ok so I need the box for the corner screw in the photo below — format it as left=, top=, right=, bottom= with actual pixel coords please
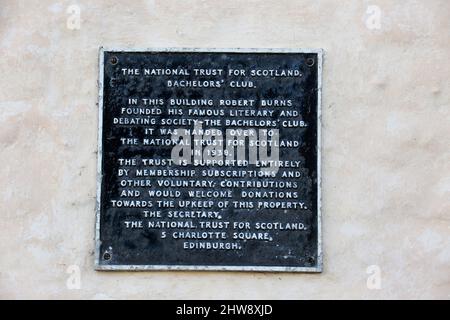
left=110, top=56, right=118, bottom=65
left=306, top=57, right=315, bottom=67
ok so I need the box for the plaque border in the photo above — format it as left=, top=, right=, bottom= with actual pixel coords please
left=95, top=47, right=323, bottom=273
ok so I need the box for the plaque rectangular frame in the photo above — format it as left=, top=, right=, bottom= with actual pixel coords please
left=95, top=47, right=323, bottom=272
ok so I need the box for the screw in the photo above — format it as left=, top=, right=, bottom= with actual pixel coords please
left=110, top=56, right=118, bottom=65
left=306, top=57, right=315, bottom=67
left=103, top=252, right=111, bottom=261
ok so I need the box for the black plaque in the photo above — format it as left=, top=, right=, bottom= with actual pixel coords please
left=96, top=48, right=322, bottom=272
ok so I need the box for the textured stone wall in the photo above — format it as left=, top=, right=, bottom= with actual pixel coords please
left=0, top=0, right=448, bottom=299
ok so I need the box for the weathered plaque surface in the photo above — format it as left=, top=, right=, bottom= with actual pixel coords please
left=96, top=48, right=322, bottom=272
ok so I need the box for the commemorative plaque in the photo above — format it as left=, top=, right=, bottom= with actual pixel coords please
left=96, top=48, right=322, bottom=272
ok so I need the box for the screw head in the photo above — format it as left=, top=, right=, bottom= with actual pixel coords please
left=110, top=56, right=118, bottom=65
left=306, top=57, right=315, bottom=67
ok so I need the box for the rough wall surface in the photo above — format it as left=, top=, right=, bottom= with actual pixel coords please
left=0, top=0, right=448, bottom=299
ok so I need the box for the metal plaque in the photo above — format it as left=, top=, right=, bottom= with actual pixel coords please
left=96, top=48, right=322, bottom=272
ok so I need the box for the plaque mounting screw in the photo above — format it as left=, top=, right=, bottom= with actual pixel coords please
left=306, top=57, right=315, bottom=67
left=110, top=56, right=118, bottom=65
left=103, top=252, right=112, bottom=261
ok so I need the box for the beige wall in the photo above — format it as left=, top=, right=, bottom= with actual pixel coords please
left=0, top=0, right=449, bottom=299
